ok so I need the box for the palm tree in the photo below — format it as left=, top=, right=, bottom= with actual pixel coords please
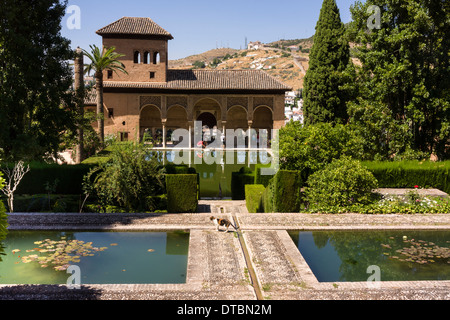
left=83, top=45, right=128, bottom=145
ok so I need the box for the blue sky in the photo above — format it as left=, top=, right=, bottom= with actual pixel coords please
left=61, top=0, right=358, bottom=60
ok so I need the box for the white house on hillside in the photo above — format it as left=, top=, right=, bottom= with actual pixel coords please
left=285, top=98, right=304, bottom=125
left=248, top=41, right=265, bottom=50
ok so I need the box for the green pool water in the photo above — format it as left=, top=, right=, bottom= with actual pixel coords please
left=289, top=230, right=450, bottom=282
left=0, top=231, right=189, bottom=285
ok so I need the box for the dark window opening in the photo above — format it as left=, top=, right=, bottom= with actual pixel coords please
left=107, top=70, right=113, bottom=79
left=134, top=51, right=141, bottom=64
left=150, top=72, right=156, bottom=79
left=120, top=132, right=129, bottom=142
left=108, top=109, right=114, bottom=118
left=153, top=52, right=160, bottom=65
left=143, top=51, right=150, bottom=64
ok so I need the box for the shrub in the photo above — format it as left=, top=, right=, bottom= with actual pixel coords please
left=166, top=175, right=198, bottom=213
left=164, top=164, right=197, bottom=175
left=147, top=194, right=168, bottom=213
left=11, top=194, right=81, bottom=213
left=83, top=142, right=165, bottom=212
left=305, top=156, right=379, bottom=211
left=262, top=170, right=303, bottom=213
left=322, top=194, right=450, bottom=214
left=0, top=172, right=7, bottom=243
left=278, top=122, right=364, bottom=180
left=362, top=160, right=450, bottom=194
left=245, top=185, right=265, bottom=213
left=6, top=162, right=93, bottom=195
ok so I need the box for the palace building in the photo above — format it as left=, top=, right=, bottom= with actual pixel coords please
left=85, top=17, right=292, bottom=147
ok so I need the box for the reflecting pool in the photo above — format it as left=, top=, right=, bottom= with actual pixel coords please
left=0, top=231, right=189, bottom=285
left=289, top=230, right=450, bottom=282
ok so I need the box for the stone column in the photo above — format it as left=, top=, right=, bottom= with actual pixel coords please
left=248, top=121, right=253, bottom=149
left=162, top=119, right=167, bottom=149
left=222, top=121, right=227, bottom=149
left=188, top=121, right=193, bottom=148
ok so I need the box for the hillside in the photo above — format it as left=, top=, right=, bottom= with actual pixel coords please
left=168, top=38, right=314, bottom=91
left=169, top=48, right=239, bottom=69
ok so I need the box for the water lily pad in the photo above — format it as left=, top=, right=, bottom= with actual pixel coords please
left=19, top=238, right=109, bottom=272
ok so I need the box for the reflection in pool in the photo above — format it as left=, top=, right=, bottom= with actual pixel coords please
left=160, top=149, right=273, bottom=198
left=289, top=230, right=450, bottom=282
left=0, top=231, right=189, bottom=285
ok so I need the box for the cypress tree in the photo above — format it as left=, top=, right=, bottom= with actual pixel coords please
left=303, top=0, right=351, bottom=125
left=348, top=0, right=450, bottom=160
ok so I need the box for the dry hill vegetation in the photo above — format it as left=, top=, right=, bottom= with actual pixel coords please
left=168, top=38, right=315, bottom=91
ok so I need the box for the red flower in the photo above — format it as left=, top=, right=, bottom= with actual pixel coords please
left=414, top=185, right=419, bottom=189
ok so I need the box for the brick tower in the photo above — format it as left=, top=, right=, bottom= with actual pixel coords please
left=96, top=17, right=173, bottom=83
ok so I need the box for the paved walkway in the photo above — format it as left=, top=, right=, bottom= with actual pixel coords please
left=1, top=200, right=450, bottom=300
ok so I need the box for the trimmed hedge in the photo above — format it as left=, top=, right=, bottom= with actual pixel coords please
left=7, top=163, right=94, bottom=195
left=10, top=194, right=82, bottom=213
left=81, top=147, right=113, bottom=165
left=255, top=164, right=274, bottom=187
left=166, top=174, right=198, bottom=213
left=245, top=185, right=266, bottom=213
left=5, top=161, right=198, bottom=197
left=262, top=170, right=303, bottom=213
left=0, top=199, right=7, bottom=237
left=362, top=161, right=450, bottom=194
left=231, top=167, right=256, bottom=200
left=165, top=164, right=197, bottom=175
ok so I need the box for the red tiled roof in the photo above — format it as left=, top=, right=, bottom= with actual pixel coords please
left=96, top=17, right=173, bottom=39
left=103, top=69, right=292, bottom=91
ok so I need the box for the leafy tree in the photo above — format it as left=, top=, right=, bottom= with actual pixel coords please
left=63, top=110, right=102, bottom=161
left=209, top=58, right=221, bottom=68
left=278, top=121, right=364, bottom=178
left=1, top=161, right=30, bottom=213
left=0, top=0, right=77, bottom=161
left=303, top=0, right=352, bottom=125
left=83, top=45, right=127, bottom=145
left=83, top=142, right=164, bottom=212
left=192, top=60, right=206, bottom=69
left=305, top=156, right=379, bottom=210
left=348, top=0, right=450, bottom=160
